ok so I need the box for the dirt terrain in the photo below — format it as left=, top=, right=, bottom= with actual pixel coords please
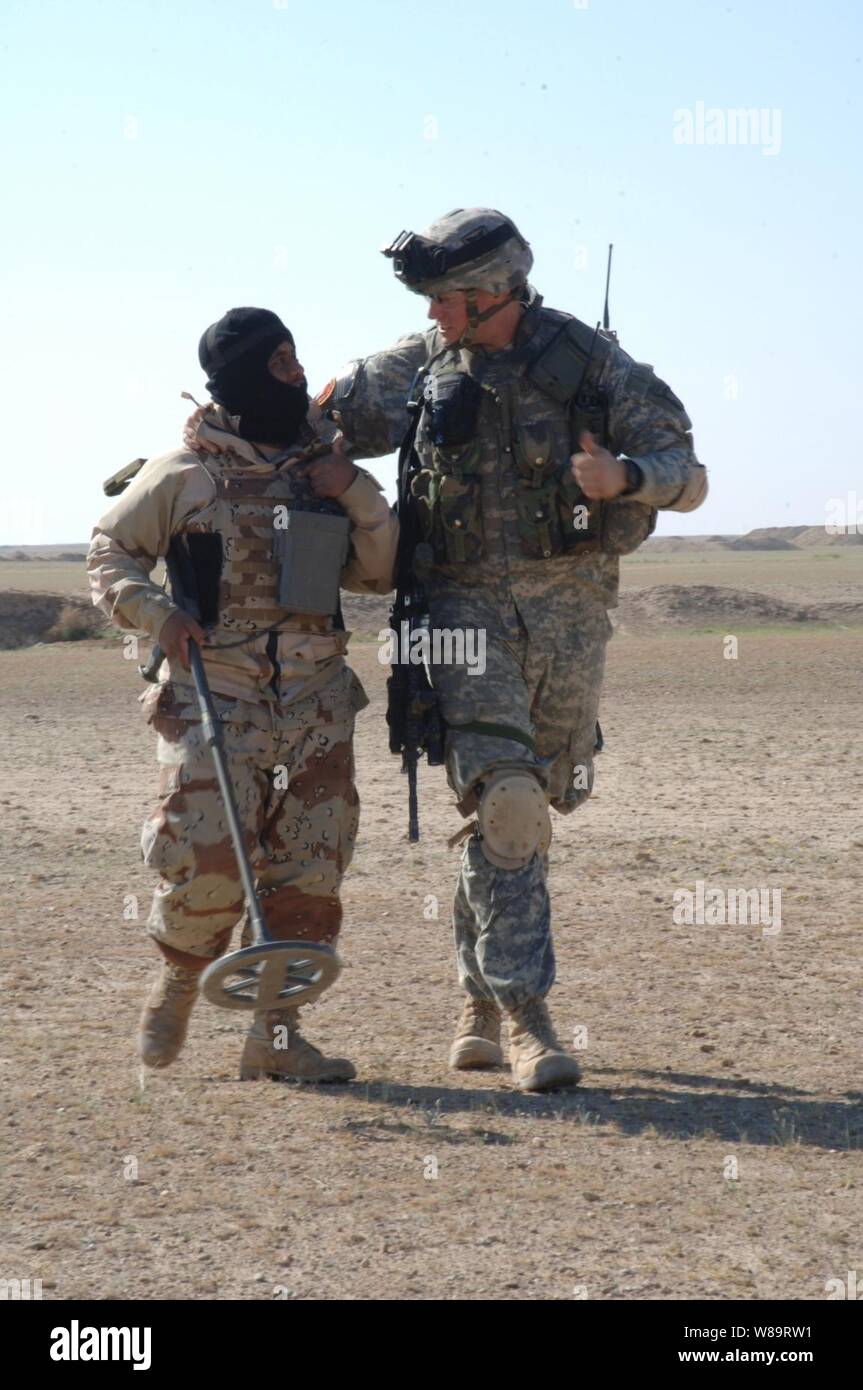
left=1, top=544, right=861, bottom=1301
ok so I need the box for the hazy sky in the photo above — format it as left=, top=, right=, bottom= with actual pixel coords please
left=2, top=0, right=861, bottom=542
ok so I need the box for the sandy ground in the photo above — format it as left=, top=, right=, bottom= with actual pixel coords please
left=1, top=549, right=862, bottom=1302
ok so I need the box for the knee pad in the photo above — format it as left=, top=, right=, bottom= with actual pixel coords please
left=477, top=769, right=551, bottom=870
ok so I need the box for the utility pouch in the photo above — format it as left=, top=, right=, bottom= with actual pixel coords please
left=512, top=418, right=557, bottom=482
left=275, top=509, right=350, bottom=615
left=512, top=419, right=568, bottom=558
left=599, top=499, right=658, bottom=556
left=515, top=479, right=563, bottom=559
left=424, top=370, right=484, bottom=447
left=437, top=474, right=483, bottom=563
left=410, top=469, right=438, bottom=543
left=556, top=472, right=603, bottom=553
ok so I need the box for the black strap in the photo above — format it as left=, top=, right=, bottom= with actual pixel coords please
left=443, top=222, right=516, bottom=272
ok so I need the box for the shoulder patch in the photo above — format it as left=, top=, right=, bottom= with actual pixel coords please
left=314, top=378, right=337, bottom=407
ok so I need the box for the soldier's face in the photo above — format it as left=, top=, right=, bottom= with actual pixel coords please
left=267, top=339, right=306, bottom=388
left=426, top=289, right=512, bottom=345
left=426, top=291, right=468, bottom=343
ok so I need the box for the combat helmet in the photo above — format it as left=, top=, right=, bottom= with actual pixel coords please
left=382, top=208, right=533, bottom=338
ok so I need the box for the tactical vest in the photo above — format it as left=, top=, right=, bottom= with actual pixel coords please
left=409, top=309, right=657, bottom=566
left=183, top=448, right=348, bottom=637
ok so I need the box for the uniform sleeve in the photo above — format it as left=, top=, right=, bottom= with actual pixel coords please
left=337, top=466, right=399, bottom=595
left=86, top=452, right=215, bottom=640
left=604, top=353, right=708, bottom=513
left=321, top=331, right=434, bottom=458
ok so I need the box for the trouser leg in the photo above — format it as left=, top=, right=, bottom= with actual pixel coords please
left=255, top=670, right=360, bottom=946
left=453, top=830, right=555, bottom=1013
left=238, top=672, right=361, bottom=1083
left=141, top=710, right=270, bottom=964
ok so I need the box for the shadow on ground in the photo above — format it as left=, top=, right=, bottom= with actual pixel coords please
left=227, top=1068, right=863, bottom=1151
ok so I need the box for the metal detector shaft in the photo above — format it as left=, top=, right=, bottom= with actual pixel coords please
left=187, top=640, right=268, bottom=944
left=164, top=543, right=339, bottom=1011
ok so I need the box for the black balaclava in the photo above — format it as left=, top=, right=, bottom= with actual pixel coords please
left=198, top=307, right=309, bottom=448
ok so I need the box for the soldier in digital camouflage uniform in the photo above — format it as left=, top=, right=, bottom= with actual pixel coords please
left=313, top=210, right=708, bottom=1091
left=88, top=307, right=398, bottom=1082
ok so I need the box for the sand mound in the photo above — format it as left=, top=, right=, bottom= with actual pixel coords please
left=0, top=592, right=106, bottom=649
left=792, top=526, right=863, bottom=547
left=642, top=525, right=863, bottom=552
left=724, top=536, right=797, bottom=551
left=617, top=585, right=863, bottom=629
left=0, top=544, right=88, bottom=559
left=345, top=586, right=863, bottom=638
left=639, top=535, right=728, bottom=553
left=3, top=583, right=859, bottom=651
left=736, top=526, right=812, bottom=544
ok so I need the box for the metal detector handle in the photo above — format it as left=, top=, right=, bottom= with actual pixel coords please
left=187, top=640, right=269, bottom=945
left=139, top=642, right=165, bottom=683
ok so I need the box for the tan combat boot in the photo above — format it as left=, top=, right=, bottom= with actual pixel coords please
left=508, top=998, right=581, bottom=1092
left=449, top=996, right=504, bottom=1069
left=138, top=959, right=201, bottom=1068
left=239, top=1007, right=356, bottom=1083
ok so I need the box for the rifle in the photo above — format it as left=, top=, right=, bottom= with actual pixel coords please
left=385, top=375, right=444, bottom=841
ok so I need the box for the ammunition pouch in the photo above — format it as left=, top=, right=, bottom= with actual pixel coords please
left=512, top=417, right=570, bottom=559
left=515, top=478, right=561, bottom=559
left=411, top=464, right=483, bottom=564
left=556, top=472, right=603, bottom=555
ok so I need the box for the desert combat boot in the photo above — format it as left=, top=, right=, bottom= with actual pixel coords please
left=449, top=996, right=504, bottom=1069
left=508, top=998, right=581, bottom=1092
left=239, top=1007, right=356, bottom=1083
left=138, top=959, right=201, bottom=1068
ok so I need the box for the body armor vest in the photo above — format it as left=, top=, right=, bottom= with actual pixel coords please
left=410, top=308, right=656, bottom=567
left=184, top=446, right=347, bottom=637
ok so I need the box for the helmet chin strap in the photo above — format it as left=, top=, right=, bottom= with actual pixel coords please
left=459, top=286, right=522, bottom=345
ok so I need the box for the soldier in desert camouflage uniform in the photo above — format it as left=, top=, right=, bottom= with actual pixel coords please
left=315, top=210, right=708, bottom=1091
left=88, top=308, right=398, bottom=1082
